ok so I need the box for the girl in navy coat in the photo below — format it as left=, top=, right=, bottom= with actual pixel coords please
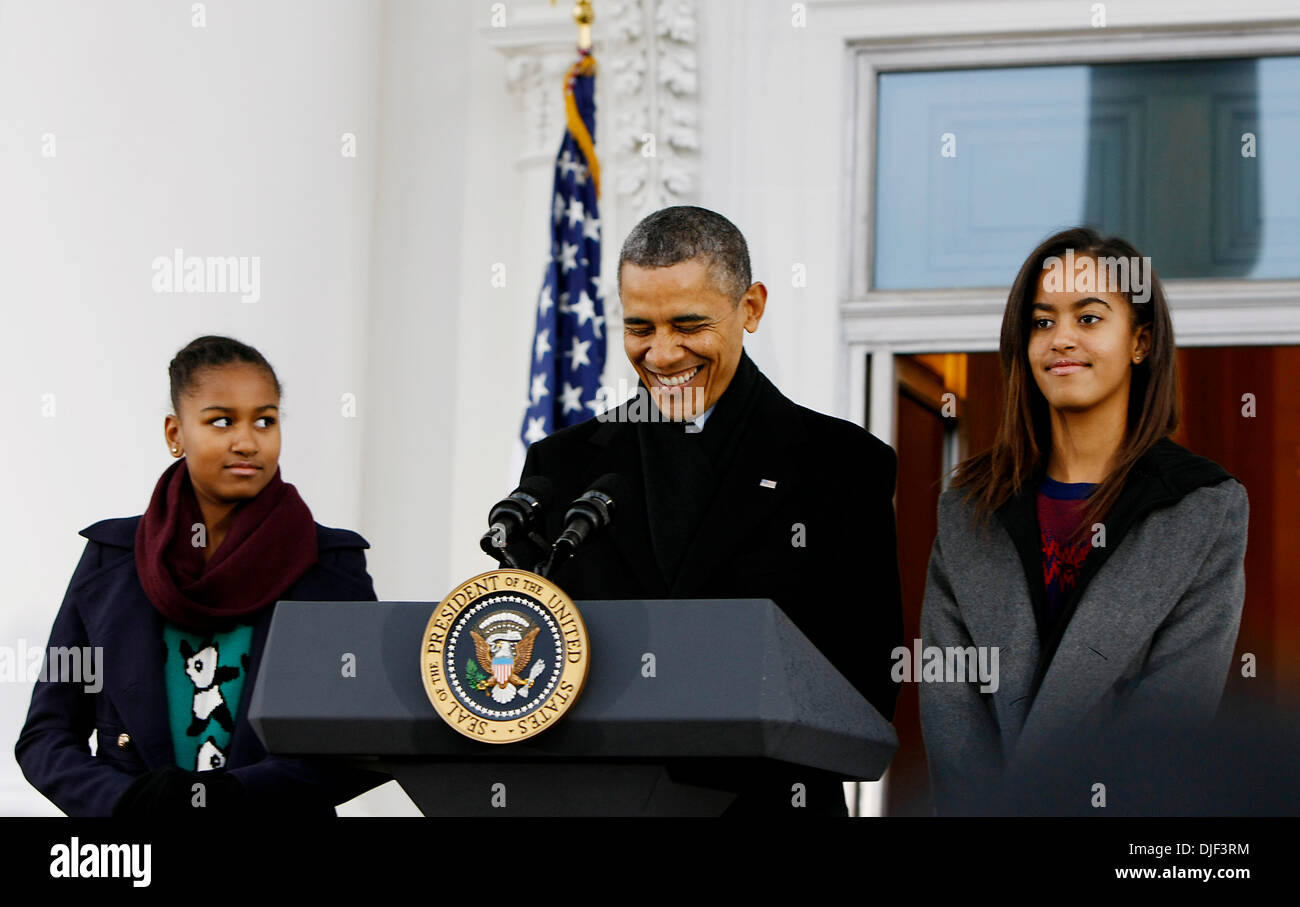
left=16, top=336, right=386, bottom=816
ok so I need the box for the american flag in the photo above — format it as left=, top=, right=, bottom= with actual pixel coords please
left=520, top=54, right=607, bottom=448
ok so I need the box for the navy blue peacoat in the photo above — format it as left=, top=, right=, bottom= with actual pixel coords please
left=15, top=516, right=388, bottom=817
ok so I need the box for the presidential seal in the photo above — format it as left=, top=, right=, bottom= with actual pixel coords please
left=420, top=569, right=590, bottom=743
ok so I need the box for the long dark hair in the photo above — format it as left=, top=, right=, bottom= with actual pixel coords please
left=951, top=227, right=1180, bottom=538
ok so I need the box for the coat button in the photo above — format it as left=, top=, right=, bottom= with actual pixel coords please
left=116, top=733, right=131, bottom=748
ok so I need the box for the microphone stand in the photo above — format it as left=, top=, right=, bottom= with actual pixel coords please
left=481, top=526, right=551, bottom=571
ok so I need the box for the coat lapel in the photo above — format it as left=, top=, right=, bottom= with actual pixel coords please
left=583, top=420, right=668, bottom=596
left=669, top=379, right=799, bottom=596
left=1008, top=500, right=1203, bottom=770
left=1010, top=580, right=1130, bottom=771
left=989, top=477, right=1130, bottom=767
left=580, top=375, right=802, bottom=598
left=946, top=494, right=1041, bottom=750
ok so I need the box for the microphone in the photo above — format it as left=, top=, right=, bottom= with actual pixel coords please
left=541, top=474, right=630, bottom=576
left=480, top=476, right=554, bottom=568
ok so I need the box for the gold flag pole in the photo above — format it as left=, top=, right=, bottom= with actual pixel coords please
left=552, top=0, right=599, bottom=197
left=550, top=0, right=594, bottom=52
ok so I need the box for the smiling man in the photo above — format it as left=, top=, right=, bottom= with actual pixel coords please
left=620, top=252, right=758, bottom=425
left=518, top=206, right=904, bottom=815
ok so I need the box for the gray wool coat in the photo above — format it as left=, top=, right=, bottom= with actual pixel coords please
left=918, top=443, right=1248, bottom=814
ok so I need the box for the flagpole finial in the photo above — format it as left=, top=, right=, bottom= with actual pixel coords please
left=551, top=0, right=594, bottom=52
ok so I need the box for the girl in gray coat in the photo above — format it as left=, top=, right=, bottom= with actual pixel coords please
left=919, top=228, right=1248, bottom=815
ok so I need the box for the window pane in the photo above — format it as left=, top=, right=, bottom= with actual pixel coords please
left=873, top=56, right=1300, bottom=289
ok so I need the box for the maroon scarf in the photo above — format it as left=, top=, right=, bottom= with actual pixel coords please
left=135, top=458, right=318, bottom=633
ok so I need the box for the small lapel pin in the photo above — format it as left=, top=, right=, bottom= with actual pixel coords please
left=759, top=479, right=777, bottom=489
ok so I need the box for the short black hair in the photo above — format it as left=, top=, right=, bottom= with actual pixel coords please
left=168, top=335, right=281, bottom=414
left=617, top=205, right=752, bottom=302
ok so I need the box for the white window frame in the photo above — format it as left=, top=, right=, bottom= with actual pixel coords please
left=842, top=23, right=1300, bottom=443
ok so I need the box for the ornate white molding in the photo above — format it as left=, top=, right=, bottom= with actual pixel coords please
left=501, top=50, right=577, bottom=163
left=604, top=0, right=700, bottom=220
left=484, top=1, right=700, bottom=214
left=480, top=1, right=587, bottom=163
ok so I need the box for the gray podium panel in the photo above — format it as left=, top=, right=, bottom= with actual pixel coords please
left=248, top=599, right=898, bottom=815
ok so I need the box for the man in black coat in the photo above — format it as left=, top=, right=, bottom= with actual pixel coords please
left=518, top=206, right=903, bottom=815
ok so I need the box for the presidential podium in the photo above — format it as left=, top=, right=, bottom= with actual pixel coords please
left=247, top=599, right=898, bottom=816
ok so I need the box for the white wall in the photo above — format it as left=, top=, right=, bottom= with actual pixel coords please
left=0, top=0, right=383, bottom=815
left=343, top=0, right=478, bottom=816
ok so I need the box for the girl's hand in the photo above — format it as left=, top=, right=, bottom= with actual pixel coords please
left=110, top=766, right=248, bottom=816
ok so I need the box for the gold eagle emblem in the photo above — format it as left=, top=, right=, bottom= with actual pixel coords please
left=471, top=625, right=541, bottom=691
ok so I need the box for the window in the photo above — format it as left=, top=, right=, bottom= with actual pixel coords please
left=873, top=56, right=1300, bottom=289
